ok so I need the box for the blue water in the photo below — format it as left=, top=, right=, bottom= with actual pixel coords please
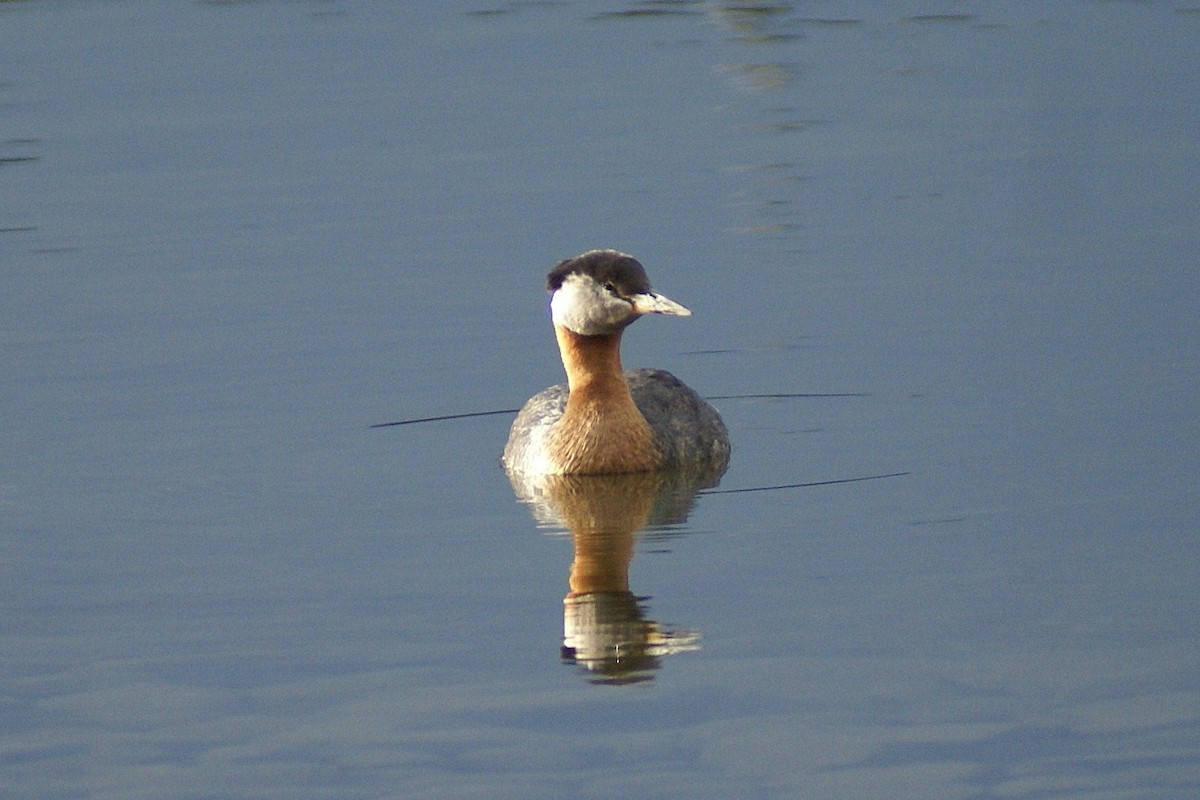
left=3, top=2, right=1198, bottom=798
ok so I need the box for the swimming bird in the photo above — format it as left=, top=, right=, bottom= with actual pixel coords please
left=503, top=250, right=730, bottom=476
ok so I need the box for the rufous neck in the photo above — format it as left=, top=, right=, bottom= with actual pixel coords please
left=553, top=325, right=626, bottom=393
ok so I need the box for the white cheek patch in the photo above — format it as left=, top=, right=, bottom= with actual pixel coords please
left=550, top=274, right=633, bottom=335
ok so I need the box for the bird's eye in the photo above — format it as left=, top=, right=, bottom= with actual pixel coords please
left=603, top=282, right=617, bottom=294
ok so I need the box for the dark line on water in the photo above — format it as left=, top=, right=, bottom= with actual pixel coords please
left=706, top=392, right=867, bottom=400
left=372, top=391, right=863, bottom=428
left=370, top=408, right=520, bottom=428
left=701, top=471, right=910, bottom=495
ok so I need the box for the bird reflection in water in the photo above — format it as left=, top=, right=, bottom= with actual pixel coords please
left=507, top=463, right=726, bottom=685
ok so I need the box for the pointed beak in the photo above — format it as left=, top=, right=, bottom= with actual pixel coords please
left=630, top=292, right=692, bottom=317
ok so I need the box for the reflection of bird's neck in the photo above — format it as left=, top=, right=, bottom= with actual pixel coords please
left=550, top=324, right=660, bottom=474
left=531, top=471, right=662, bottom=599
left=567, top=530, right=635, bottom=598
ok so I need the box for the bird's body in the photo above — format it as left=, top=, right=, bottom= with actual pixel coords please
left=502, top=250, right=730, bottom=476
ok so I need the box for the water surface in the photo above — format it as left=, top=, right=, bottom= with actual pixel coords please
left=3, top=2, right=1198, bottom=798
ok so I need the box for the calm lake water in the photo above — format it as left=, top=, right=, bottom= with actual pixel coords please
left=3, top=2, right=1198, bottom=798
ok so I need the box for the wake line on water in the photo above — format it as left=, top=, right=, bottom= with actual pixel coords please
left=369, top=392, right=867, bottom=428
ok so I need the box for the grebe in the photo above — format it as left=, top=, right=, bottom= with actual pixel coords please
left=502, top=250, right=730, bottom=476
